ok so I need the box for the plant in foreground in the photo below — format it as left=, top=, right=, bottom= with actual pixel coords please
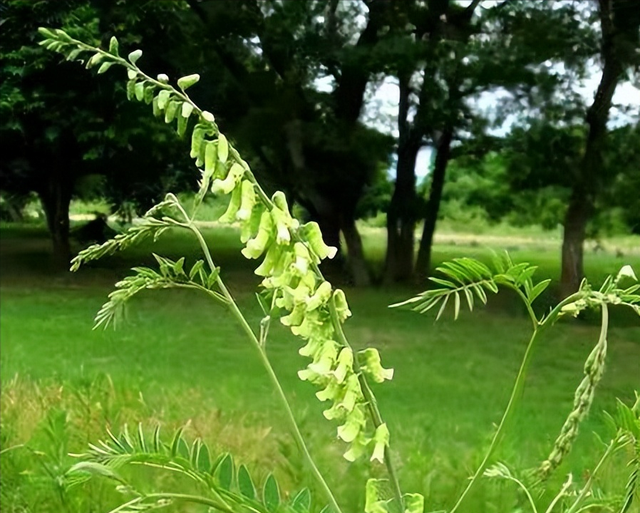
left=36, top=29, right=640, bottom=513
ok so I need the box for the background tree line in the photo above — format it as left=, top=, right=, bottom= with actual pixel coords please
left=1, top=0, right=638, bottom=295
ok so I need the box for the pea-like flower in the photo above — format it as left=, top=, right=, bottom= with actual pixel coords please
left=359, top=348, right=394, bottom=383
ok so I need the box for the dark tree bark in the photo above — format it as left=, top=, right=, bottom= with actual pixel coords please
left=383, top=72, right=422, bottom=284
left=415, top=125, right=454, bottom=283
left=560, top=193, right=591, bottom=297
left=39, top=173, right=73, bottom=270
left=560, top=0, right=624, bottom=297
left=384, top=140, right=421, bottom=284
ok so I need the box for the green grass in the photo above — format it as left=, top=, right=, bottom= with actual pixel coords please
left=1, top=223, right=639, bottom=512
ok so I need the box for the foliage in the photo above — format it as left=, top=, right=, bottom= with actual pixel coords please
left=33, top=28, right=640, bottom=513
left=66, top=425, right=316, bottom=513
left=0, top=0, right=196, bottom=266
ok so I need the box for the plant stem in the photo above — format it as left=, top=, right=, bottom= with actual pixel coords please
left=330, top=298, right=405, bottom=513
left=187, top=223, right=344, bottom=513
left=449, top=291, right=585, bottom=513
left=512, top=287, right=539, bottom=330
left=117, top=493, right=236, bottom=513
left=449, top=327, right=541, bottom=513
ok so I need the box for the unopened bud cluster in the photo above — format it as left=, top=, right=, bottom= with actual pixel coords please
left=538, top=324, right=607, bottom=480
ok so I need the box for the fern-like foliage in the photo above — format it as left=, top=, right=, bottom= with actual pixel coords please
left=94, top=254, right=225, bottom=329
left=604, top=394, right=640, bottom=513
left=390, top=253, right=550, bottom=321
left=67, top=425, right=320, bottom=513
left=70, top=196, right=180, bottom=272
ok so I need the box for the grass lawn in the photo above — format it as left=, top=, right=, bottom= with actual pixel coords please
left=1, top=222, right=639, bottom=512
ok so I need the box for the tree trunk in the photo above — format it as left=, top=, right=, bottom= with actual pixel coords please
left=559, top=0, right=622, bottom=296
left=384, top=141, right=420, bottom=284
left=383, top=71, right=421, bottom=284
left=415, top=126, right=454, bottom=283
left=341, top=215, right=371, bottom=287
left=560, top=193, right=590, bottom=298
left=39, top=177, right=72, bottom=271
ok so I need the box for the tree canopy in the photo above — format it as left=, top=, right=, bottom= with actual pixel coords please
left=1, top=0, right=638, bottom=289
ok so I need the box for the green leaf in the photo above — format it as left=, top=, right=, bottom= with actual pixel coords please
left=176, top=436, right=190, bottom=460
left=172, top=257, right=185, bottom=275
left=152, top=425, right=162, bottom=453
left=237, top=464, right=256, bottom=500
left=215, top=453, right=234, bottom=490
left=189, top=260, right=205, bottom=280
left=263, top=473, right=280, bottom=511
left=136, top=423, right=147, bottom=452
left=291, top=488, right=312, bottom=512
left=528, top=279, right=551, bottom=303
left=177, top=74, right=200, bottom=90
left=207, top=267, right=220, bottom=288
left=169, top=427, right=185, bottom=457
left=453, top=291, right=460, bottom=320
left=108, top=36, right=119, bottom=56
left=128, top=49, right=142, bottom=64
left=194, top=439, right=211, bottom=473
left=435, top=294, right=450, bottom=321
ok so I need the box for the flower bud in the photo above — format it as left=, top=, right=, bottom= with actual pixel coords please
left=301, top=222, right=337, bottom=261
left=358, top=348, right=394, bottom=383
left=332, top=347, right=353, bottom=384
left=306, top=281, right=333, bottom=312
left=333, top=289, right=351, bottom=322
left=236, top=180, right=256, bottom=221
left=218, top=185, right=241, bottom=223
left=241, top=211, right=273, bottom=259
left=337, top=404, right=366, bottom=442
left=343, top=432, right=371, bottom=462
left=211, top=162, right=244, bottom=195
left=370, top=423, right=389, bottom=463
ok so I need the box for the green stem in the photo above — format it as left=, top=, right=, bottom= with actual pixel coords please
left=449, top=327, right=541, bottom=513
left=187, top=223, right=344, bottom=513
left=330, top=298, right=405, bottom=513
left=118, top=493, right=236, bottom=513
left=512, top=287, right=539, bottom=330
left=449, top=290, right=585, bottom=513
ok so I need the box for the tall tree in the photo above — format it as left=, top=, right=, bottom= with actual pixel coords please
left=560, top=0, right=640, bottom=296
left=0, top=0, right=193, bottom=268
left=128, top=0, right=397, bottom=285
